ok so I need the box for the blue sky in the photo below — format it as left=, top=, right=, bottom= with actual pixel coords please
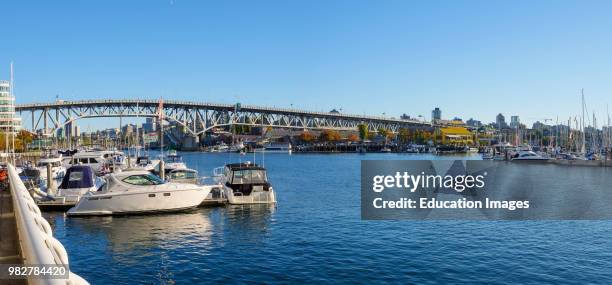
left=2, top=0, right=612, bottom=130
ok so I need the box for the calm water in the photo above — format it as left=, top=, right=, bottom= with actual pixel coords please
left=44, top=153, right=612, bottom=284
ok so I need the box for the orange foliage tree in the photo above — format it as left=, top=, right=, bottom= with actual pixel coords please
left=298, top=131, right=316, bottom=142
left=347, top=133, right=359, bottom=142
left=319, top=130, right=341, bottom=142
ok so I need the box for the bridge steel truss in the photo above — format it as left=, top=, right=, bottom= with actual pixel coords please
left=16, top=100, right=431, bottom=136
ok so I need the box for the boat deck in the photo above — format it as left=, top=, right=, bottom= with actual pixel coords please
left=199, top=197, right=228, bottom=206
left=36, top=200, right=78, bottom=211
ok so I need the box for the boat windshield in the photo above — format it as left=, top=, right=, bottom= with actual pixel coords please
left=122, top=174, right=166, bottom=185
left=231, top=169, right=267, bottom=184
left=169, top=171, right=197, bottom=180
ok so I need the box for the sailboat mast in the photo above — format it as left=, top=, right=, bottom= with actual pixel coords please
left=581, top=89, right=586, bottom=153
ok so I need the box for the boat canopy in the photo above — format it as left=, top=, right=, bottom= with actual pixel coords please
left=60, top=165, right=95, bottom=189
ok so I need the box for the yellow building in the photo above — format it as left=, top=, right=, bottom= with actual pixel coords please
left=438, top=126, right=473, bottom=145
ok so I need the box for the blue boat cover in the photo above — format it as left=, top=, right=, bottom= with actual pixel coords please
left=59, top=165, right=95, bottom=189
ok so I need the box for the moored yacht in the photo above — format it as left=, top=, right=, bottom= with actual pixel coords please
left=36, top=155, right=67, bottom=180
left=67, top=169, right=212, bottom=216
left=230, top=141, right=245, bottom=152
left=215, top=162, right=276, bottom=204
left=159, top=151, right=188, bottom=174
left=511, top=151, right=550, bottom=161
left=65, top=152, right=106, bottom=174
left=136, top=156, right=160, bottom=172
left=253, top=142, right=292, bottom=154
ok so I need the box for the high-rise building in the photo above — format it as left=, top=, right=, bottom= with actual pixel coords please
left=0, top=80, right=21, bottom=133
left=510, top=116, right=520, bottom=129
left=496, top=113, right=507, bottom=129
left=431, top=107, right=442, bottom=122
left=143, top=117, right=156, bottom=132
left=64, top=121, right=80, bottom=138
left=466, top=118, right=482, bottom=127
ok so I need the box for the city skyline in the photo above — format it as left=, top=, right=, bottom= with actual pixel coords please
left=3, top=1, right=612, bottom=130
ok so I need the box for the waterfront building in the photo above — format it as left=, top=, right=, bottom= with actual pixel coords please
left=437, top=126, right=473, bottom=145
left=431, top=107, right=442, bottom=122
left=510, top=116, right=520, bottom=129
left=0, top=80, right=21, bottom=133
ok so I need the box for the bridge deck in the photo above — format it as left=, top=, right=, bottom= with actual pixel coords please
left=0, top=183, right=26, bottom=285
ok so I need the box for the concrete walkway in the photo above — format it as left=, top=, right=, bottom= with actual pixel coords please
left=0, top=184, right=26, bottom=285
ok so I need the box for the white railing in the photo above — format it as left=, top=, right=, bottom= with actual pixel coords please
left=8, top=164, right=89, bottom=285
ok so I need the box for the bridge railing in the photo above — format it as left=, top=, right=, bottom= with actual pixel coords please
left=8, top=164, right=89, bottom=285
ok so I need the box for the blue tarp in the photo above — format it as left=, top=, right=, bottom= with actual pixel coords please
left=59, top=165, right=95, bottom=189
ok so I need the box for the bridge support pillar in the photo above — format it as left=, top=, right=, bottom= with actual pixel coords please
left=43, top=108, right=48, bottom=136
left=180, top=135, right=200, bottom=151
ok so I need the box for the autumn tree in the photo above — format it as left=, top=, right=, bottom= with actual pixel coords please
left=319, top=130, right=341, bottom=142
left=347, top=133, right=359, bottom=142
left=398, top=128, right=411, bottom=144
left=298, top=131, right=315, bottom=142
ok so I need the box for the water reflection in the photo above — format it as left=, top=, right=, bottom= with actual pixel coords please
left=65, top=210, right=214, bottom=253
left=59, top=203, right=277, bottom=250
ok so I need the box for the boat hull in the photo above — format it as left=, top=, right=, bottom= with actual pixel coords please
left=67, top=186, right=211, bottom=216
left=511, top=158, right=550, bottom=162
left=551, top=159, right=606, bottom=167
left=224, top=186, right=276, bottom=205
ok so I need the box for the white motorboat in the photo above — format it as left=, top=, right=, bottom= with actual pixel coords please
left=136, top=156, right=160, bottom=172
left=511, top=151, right=550, bottom=161
left=99, top=150, right=128, bottom=169
left=214, top=162, right=276, bottom=204
left=253, top=143, right=292, bottom=154
left=37, top=165, right=99, bottom=210
left=230, top=142, right=245, bottom=152
left=65, top=152, right=106, bottom=174
left=216, top=143, right=230, bottom=152
left=36, top=155, right=67, bottom=180
left=158, top=151, right=187, bottom=173
left=67, top=169, right=213, bottom=216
